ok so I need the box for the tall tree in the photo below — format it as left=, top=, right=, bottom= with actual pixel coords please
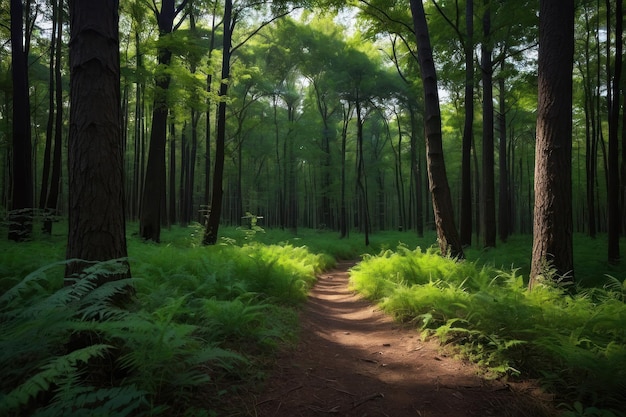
left=203, top=0, right=233, bottom=245
left=607, top=0, right=622, bottom=264
left=139, top=0, right=188, bottom=242
left=409, top=0, right=464, bottom=258
left=480, top=0, right=496, bottom=248
left=65, top=0, right=130, bottom=283
left=43, top=0, right=64, bottom=235
left=461, top=0, right=474, bottom=246
left=9, top=0, right=34, bottom=242
left=203, top=0, right=293, bottom=245
left=529, top=0, right=574, bottom=288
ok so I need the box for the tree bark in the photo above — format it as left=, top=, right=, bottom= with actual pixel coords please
left=460, top=0, right=474, bottom=246
left=44, top=1, right=65, bottom=235
left=497, top=65, right=510, bottom=242
left=140, top=0, right=176, bottom=242
left=203, top=0, right=233, bottom=245
left=480, top=1, right=496, bottom=248
left=529, top=0, right=574, bottom=288
left=409, top=0, right=464, bottom=259
left=9, top=0, right=34, bottom=242
left=40, top=0, right=57, bottom=213
left=607, top=0, right=622, bottom=263
left=65, top=0, right=129, bottom=283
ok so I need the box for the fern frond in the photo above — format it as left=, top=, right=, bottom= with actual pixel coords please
left=0, top=344, right=111, bottom=413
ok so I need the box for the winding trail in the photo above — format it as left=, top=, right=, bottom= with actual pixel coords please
left=254, top=260, right=553, bottom=417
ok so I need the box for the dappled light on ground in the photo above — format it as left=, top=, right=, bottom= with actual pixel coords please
left=255, top=261, right=554, bottom=417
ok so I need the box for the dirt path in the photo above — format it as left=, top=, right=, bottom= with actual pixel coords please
left=254, top=261, right=554, bottom=417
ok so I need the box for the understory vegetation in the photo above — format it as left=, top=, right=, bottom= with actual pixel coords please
left=0, top=224, right=335, bottom=416
left=351, top=243, right=626, bottom=417
left=1, top=224, right=625, bottom=416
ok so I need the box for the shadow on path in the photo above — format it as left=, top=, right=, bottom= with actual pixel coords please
left=254, top=260, right=554, bottom=417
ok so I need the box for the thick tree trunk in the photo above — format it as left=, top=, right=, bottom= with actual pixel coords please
left=529, top=0, right=574, bottom=288
left=140, top=0, right=175, bottom=242
left=203, top=0, right=232, bottom=245
left=65, top=0, right=129, bottom=283
left=9, top=0, right=34, bottom=242
left=409, top=0, right=464, bottom=259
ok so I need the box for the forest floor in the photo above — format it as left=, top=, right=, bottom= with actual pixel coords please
left=251, top=260, right=558, bottom=417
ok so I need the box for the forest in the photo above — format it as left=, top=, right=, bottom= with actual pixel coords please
left=1, top=0, right=625, bottom=416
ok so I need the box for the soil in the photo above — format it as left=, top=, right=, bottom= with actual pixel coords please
left=252, top=260, right=556, bottom=417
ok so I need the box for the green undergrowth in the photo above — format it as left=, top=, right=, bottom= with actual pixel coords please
left=0, top=226, right=331, bottom=416
left=350, top=244, right=626, bottom=417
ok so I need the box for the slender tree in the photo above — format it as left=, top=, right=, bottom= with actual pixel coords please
left=460, top=0, right=474, bottom=246
left=480, top=0, right=496, bottom=248
left=44, top=0, right=64, bottom=235
left=203, top=0, right=233, bottom=245
left=140, top=0, right=188, bottom=242
left=529, top=0, right=574, bottom=288
left=9, top=0, right=34, bottom=242
left=65, top=0, right=130, bottom=283
left=409, top=0, right=464, bottom=258
left=607, top=0, right=622, bottom=264
left=203, top=1, right=293, bottom=244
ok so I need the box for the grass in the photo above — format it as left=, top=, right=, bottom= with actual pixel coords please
left=350, top=240, right=626, bottom=417
left=1, top=221, right=624, bottom=416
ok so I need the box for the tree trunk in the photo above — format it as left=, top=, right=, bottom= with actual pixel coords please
left=169, top=121, right=177, bottom=225
left=65, top=0, right=129, bottom=283
left=44, top=1, right=64, bottom=235
left=497, top=66, right=510, bottom=242
left=460, top=0, right=474, bottom=246
left=339, top=102, right=351, bottom=239
left=203, top=0, right=232, bottom=245
left=40, top=0, right=57, bottom=212
left=140, top=0, right=175, bottom=242
left=607, top=0, right=622, bottom=263
left=355, top=99, right=370, bottom=246
left=582, top=9, right=597, bottom=237
left=9, top=0, right=34, bottom=242
left=480, top=1, right=496, bottom=248
left=409, top=105, right=424, bottom=237
left=409, top=0, right=464, bottom=258
left=529, top=0, right=574, bottom=288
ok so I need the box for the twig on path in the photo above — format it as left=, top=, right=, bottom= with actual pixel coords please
left=306, top=404, right=341, bottom=413
left=330, top=386, right=356, bottom=396
left=255, top=384, right=303, bottom=406
left=351, top=392, right=384, bottom=409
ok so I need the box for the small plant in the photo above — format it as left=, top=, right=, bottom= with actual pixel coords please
left=238, top=212, right=265, bottom=241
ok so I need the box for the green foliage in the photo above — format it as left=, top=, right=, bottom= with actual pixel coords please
left=0, top=226, right=330, bottom=416
left=351, top=245, right=626, bottom=415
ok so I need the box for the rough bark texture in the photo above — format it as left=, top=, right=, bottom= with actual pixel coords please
left=529, top=0, right=574, bottom=289
left=409, top=0, right=464, bottom=259
left=65, top=0, right=129, bottom=282
left=9, top=0, right=34, bottom=242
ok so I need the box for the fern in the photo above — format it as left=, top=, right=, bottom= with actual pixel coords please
left=0, top=344, right=111, bottom=413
